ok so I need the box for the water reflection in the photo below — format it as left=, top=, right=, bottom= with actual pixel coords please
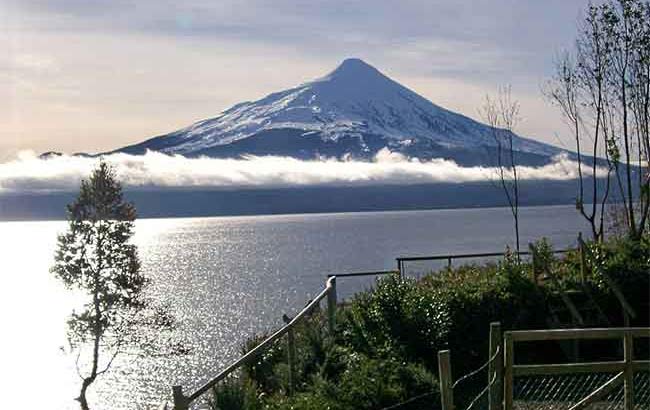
left=0, top=221, right=78, bottom=408
left=0, top=206, right=589, bottom=409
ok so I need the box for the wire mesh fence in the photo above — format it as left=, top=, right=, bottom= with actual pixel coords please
left=451, top=346, right=501, bottom=410
left=375, top=390, right=439, bottom=410
left=514, top=372, right=618, bottom=410
left=512, top=370, right=649, bottom=410
left=504, top=329, right=649, bottom=410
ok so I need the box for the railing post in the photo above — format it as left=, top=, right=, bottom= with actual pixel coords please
left=327, top=277, right=337, bottom=334
left=447, top=257, right=452, bottom=269
left=489, top=322, right=503, bottom=410
left=623, top=331, right=634, bottom=410
left=438, top=349, right=454, bottom=410
left=529, top=243, right=537, bottom=284
left=287, top=327, right=296, bottom=396
left=503, top=332, right=514, bottom=410
left=172, top=385, right=189, bottom=410
left=578, top=232, right=587, bottom=283
left=396, top=259, right=402, bottom=278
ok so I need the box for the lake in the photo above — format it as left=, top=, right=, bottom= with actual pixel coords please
left=0, top=205, right=589, bottom=409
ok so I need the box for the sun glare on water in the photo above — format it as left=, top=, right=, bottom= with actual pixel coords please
left=0, top=218, right=190, bottom=409
left=0, top=221, right=81, bottom=408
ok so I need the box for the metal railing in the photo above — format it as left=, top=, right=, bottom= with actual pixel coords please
left=327, top=270, right=395, bottom=278
left=327, top=249, right=575, bottom=281
left=166, top=276, right=338, bottom=410
left=396, top=249, right=572, bottom=275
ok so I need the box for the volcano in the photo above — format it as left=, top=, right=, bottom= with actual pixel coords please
left=116, top=58, right=564, bottom=166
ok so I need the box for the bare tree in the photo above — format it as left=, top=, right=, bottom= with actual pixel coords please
left=547, top=0, right=650, bottom=241
left=481, top=86, right=522, bottom=254
left=545, top=51, right=614, bottom=242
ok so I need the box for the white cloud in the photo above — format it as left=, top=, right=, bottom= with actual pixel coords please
left=0, top=150, right=603, bottom=193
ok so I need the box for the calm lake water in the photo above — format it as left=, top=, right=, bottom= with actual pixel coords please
left=0, top=206, right=589, bottom=409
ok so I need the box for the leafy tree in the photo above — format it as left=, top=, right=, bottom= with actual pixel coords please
left=51, top=160, right=176, bottom=410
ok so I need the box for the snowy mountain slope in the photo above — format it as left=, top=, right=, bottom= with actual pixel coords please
left=117, top=58, right=565, bottom=163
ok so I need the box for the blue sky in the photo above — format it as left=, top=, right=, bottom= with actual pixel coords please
left=2, top=0, right=591, bottom=158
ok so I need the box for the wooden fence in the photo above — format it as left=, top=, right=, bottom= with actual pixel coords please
left=504, top=328, right=650, bottom=410
left=438, top=325, right=650, bottom=410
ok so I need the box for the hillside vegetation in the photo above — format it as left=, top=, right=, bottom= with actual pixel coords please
left=208, top=236, right=649, bottom=410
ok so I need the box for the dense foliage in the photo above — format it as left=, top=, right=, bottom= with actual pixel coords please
left=209, top=237, right=648, bottom=410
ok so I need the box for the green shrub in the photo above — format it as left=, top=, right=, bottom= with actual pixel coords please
left=529, top=237, right=556, bottom=277
left=335, top=355, right=437, bottom=410
left=267, top=355, right=439, bottom=410
left=210, top=379, right=262, bottom=410
left=340, top=258, right=548, bottom=375
left=424, top=258, right=548, bottom=373
left=242, top=313, right=349, bottom=396
left=241, top=332, right=288, bottom=393
left=338, top=275, right=449, bottom=369
left=586, top=237, right=650, bottom=325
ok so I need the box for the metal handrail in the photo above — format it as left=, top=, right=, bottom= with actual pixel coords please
left=327, top=270, right=396, bottom=278
left=170, top=276, right=337, bottom=409
left=325, top=250, right=574, bottom=280
left=396, top=248, right=571, bottom=263
left=167, top=246, right=585, bottom=408
left=395, top=248, right=572, bottom=277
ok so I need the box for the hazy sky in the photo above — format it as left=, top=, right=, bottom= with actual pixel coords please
left=2, top=0, right=592, bottom=159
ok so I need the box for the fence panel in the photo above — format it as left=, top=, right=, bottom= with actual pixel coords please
left=504, top=329, right=650, bottom=410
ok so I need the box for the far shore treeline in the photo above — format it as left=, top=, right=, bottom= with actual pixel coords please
left=0, top=179, right=615, bottom=221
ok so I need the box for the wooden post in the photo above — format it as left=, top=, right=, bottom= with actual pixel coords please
left=578, top=232, right=586, bottom=283
left=397, top=259, right=402, bottom=278
left=287, top=327, right=296, bottom=396
left=438, top=349, right=454, bottom=410
left=172, top=385, right=189, bottom=410
left=327, top=277, right=337, bottom=334
left=447, top=257, right=453, bottom=270
left=503, top=333, right=514, bottom=410
left=529, top=243, right=537, bottom=284
left=623, top=331, right=634, bottom=410
left=488, top=322, right=503, bottom=410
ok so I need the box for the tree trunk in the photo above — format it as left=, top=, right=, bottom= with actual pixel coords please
left=514, top=213, right=520, bottom=256
left=77, top=270, right=102, bottom=410
left=77, top=377, right=95, bottom=410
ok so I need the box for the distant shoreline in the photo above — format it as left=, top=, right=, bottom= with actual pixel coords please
left=0, top=202, right=582, bottom=223
left=0, top=179, right=597, bottom=222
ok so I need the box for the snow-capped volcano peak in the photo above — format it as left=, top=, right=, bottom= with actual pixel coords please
left=318, top=57, right=387, bottom=82
left=118, top=58, right=563, bottom=162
